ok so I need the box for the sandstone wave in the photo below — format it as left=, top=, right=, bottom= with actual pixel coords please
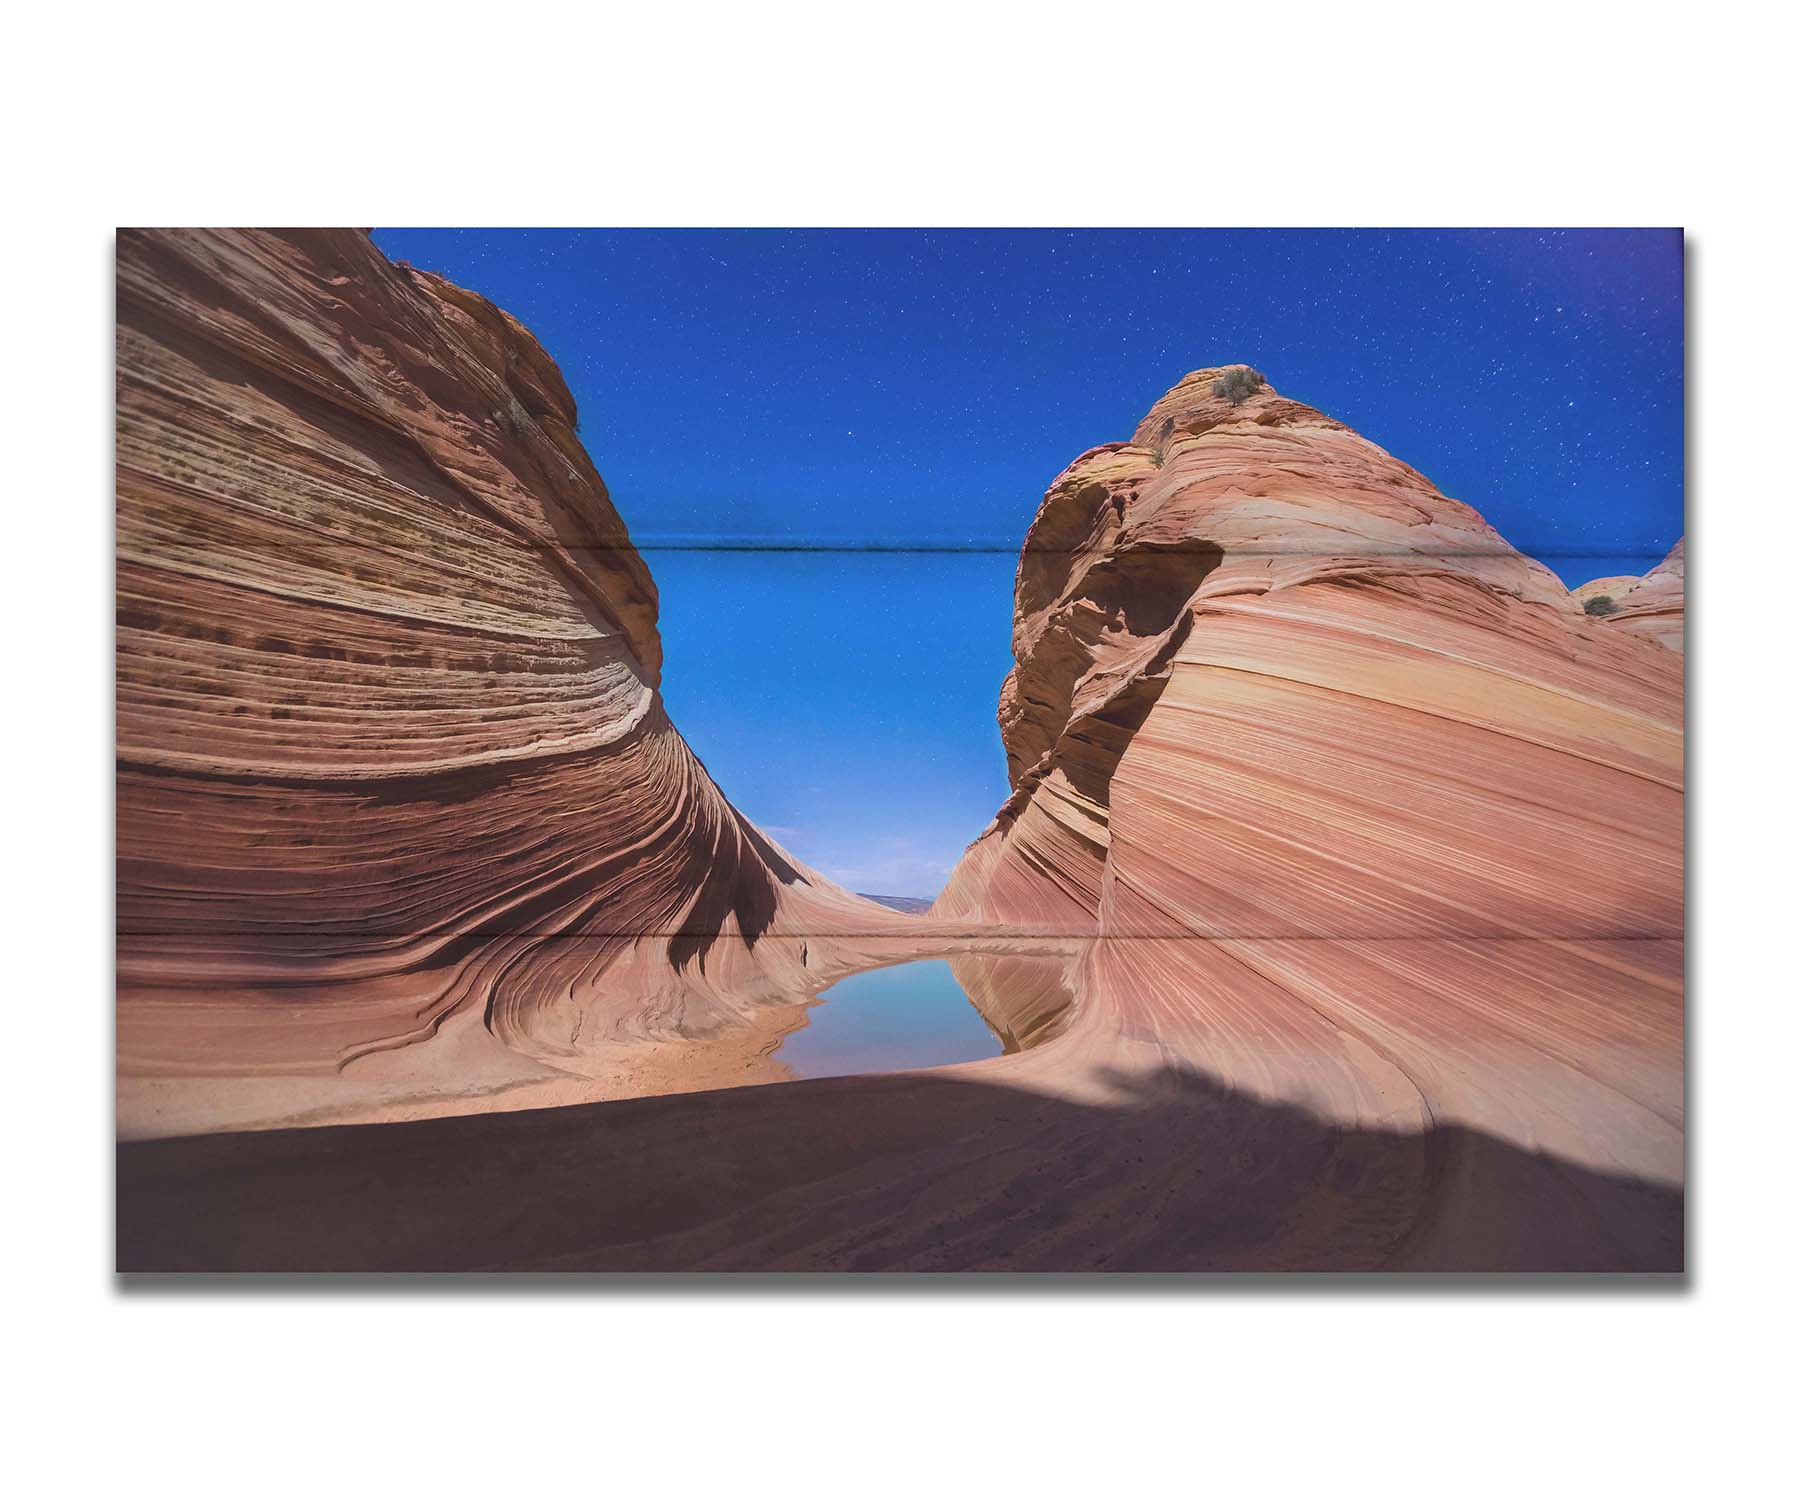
left=117, top=228, right=914, bottom=1137
left=928, top=366, right=1684, bottom=1264
left=117, top=250, right=1684, bottom=1270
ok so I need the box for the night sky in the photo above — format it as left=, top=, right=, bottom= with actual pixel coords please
left=372, top=228, right=1684, bottom=896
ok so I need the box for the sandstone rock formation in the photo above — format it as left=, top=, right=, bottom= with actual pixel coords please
left=116, top=229, right=899, bottom=1137
left=116, top=281, right=1685, bottom=1270
left=1576, top=539, right=1687, bottom=651
left=930, top=367, right=1684, bottom=1262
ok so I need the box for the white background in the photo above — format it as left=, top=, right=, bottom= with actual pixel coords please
left=5, top=3, right=1794, bottom=1496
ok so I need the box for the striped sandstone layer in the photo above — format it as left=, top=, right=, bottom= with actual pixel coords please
left=116, top=228, right=904, bottom=1137
left=928, top=367, right=1684, bottom=1260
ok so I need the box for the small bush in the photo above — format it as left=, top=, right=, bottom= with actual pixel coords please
left=1584, top=594, right=1618, bottom=616
left=1211, top=366, right=1266, bottom=404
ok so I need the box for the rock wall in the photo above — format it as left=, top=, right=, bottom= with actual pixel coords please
left=936, top=367, right=1685, bottom=1256
left=116, top=229, right=889, bottom=1136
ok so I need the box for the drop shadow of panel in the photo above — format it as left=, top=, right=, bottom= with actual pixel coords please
left=117, top=1061, right=1682, bottom=1277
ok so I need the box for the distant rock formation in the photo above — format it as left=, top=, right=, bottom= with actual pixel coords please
left=934, top=367, right=1684, bottom=1260
left=116, top=229, right=893, bottom=1137
left=858, top=893, right=937, bottom=914
left=1576, top=539, right=1687, bottom=651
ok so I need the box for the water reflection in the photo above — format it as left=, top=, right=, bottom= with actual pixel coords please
left=775, top=959, right=1004, bottom=1079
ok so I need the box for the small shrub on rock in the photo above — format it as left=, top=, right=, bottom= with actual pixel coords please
left=1212, top=366, right=1266, bottom=404
left=1584, top=594, right=1618, bottom=616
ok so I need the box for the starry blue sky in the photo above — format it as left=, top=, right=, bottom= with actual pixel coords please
left=373, top=228, right=1684, bottom=896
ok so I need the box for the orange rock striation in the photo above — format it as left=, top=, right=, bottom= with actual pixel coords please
left=116, top=229, right=904, bottom=1137
left=932, top=367, right=1685, bottom=1260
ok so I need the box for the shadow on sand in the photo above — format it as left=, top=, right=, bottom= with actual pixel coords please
left=117, top=1061, right=1682, bottom=1276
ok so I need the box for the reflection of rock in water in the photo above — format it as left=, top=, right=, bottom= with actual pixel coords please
left=948, top=952, right=1077, bottom=1053
left=776, top=958, right=1033, bottom=1079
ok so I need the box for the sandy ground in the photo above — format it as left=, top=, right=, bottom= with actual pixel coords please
left=117, top=1041, right=1683, bottom=1273
left=116, top=997, right=811, bottom=1141
left=116, top=933, right=1081, bottom=1140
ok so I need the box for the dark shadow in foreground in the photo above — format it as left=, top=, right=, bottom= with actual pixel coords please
left=117, top=1063, right=1681, bottom=1274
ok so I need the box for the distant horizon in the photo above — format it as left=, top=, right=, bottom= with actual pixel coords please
left=373, top=228, right=1683, bottom=894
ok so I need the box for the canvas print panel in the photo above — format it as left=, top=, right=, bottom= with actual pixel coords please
left=115, top=228, right=1683, bottom=1271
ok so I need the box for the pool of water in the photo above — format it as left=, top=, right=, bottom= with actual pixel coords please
left=774, top=959, right=1004, bottom=1079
